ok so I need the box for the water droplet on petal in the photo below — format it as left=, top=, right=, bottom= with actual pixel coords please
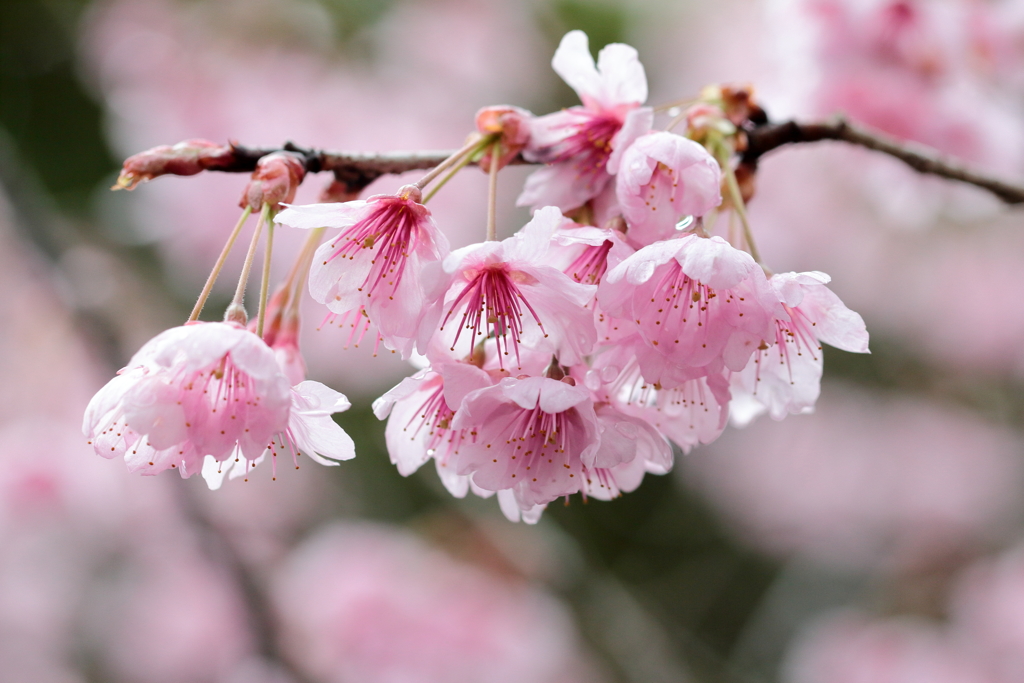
left=675, top=215, right=695, bottom=231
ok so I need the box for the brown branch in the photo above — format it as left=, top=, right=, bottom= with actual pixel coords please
left=742, top=117, right=1024, bottom=205
left=217, top=142, right=526, bottom=192
left=126, top=118, right=1024, bottom=205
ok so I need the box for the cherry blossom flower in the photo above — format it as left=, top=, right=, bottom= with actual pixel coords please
left=599, top=234, right=777, bottom=378
left=519, top=30, right=654, bottom=213
left=732, top=271, right=869, bottom=423
left=616, top=131, right=723, bottom=247
left=545, top=222, right=635, bottom=343
left=201, top=380, right=355, bottom=490
left=274, top=185, right=450, bottom=357
left=449, top=375, right=601, bottom=510
left=582, top=403, right=673, bottom=500
left=587, top=337, right=731, bottom=452
left=372, top=360, right=495, bottom=497
left=436, top=206, right=597, bottom=369
left=549, top=222, right=635, bottom=287
left=84, top=322, right=292, bottom=478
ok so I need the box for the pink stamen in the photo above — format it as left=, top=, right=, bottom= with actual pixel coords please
left=565, top=240, right=613, bottom=285
left=440, top=266, right=547, bottom=368
left=323, top=198, right=421, bottom=300
left=551, top=111, right=622, bottom=181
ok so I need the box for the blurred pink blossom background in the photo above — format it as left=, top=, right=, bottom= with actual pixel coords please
left=2, top=0, right=1024, bottom=680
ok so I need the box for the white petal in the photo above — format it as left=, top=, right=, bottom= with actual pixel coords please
left=551, top=31, right=602, bottom=104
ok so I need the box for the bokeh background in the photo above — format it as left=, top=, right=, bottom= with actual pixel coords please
left=4, top=0, right=1024, bottom=681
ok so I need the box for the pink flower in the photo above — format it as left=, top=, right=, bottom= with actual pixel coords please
left=732, top=271, right=869, bottom=423
left=201, top=380, right=355, bottom=489
left=616, top=131, right=723, bottom=247
left=274, top=186, right=450, bottom=357
left=583, top=403, right=673, bottom=500
left=518, top=30, right=653, bottom=213
left=84, top=322, right=292, bottom=478
left=599, top=234, right=777, bottom=376
left=587, top=338, right=731, bottom=452
left=550, top=223, right=634, bottom=288
left=372, top=361, right=494, bottom=497
left=436, top=206, right=597, bottom=369
left=547, top=223, right=635, bottom=343
left=450, top=376, right=601, bottom=509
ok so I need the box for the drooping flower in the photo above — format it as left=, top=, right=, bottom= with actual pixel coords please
left=550, top=223, right=633, bottom=288
left=616, top=131, right=723, bottom=247
left=546, top=222, right=635, bottom=343
left=274, top=185, right=450, bottom=357
left=582, top=403, right=673, bottom=500
left=449, top=375, right=601, bottom=510
left=83, top=322, right=292, bottom=477
left=731, top=271, right=869, bottom=423
left=599, top=234, right=777, bottom=377
left=372, top=360, right=495, bottom=497
left=518, top=30, right=654, bottom=213
left=587, top=337, right=731, bottom=452
left=436, top=206, right=596, bottom=369
left=201, top=380, right=355, bottom=489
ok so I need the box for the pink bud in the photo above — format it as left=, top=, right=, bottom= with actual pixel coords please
left=252, top=286, right=306, bottom=385
left=684, top=103, right=733, bottom=142
left=114, top=139, right=234, bottom=190
left=240, top=152, right=306, bottom=211
left=475, top=105, right=533, bottom=170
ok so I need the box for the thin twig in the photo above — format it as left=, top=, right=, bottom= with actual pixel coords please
left=742, top=116, right=1024, bottom=205
left=133, top=118, right=1024, bottom=206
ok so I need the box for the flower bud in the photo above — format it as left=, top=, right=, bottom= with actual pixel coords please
left=684, top=103, right=735, bottom=147
left=114, top=139, right=234, bottom=190
left=475, top=105, right=533, bottom=170
left=240, top=152, right=306, bottom=211
left=223, top=303, right=248, bottom=325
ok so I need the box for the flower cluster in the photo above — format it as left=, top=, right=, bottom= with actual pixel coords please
left=85, top=30, right=868, bottom=520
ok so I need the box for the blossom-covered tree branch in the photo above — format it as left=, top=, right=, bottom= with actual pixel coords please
left=117, top=119, right=1024, bottom=205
